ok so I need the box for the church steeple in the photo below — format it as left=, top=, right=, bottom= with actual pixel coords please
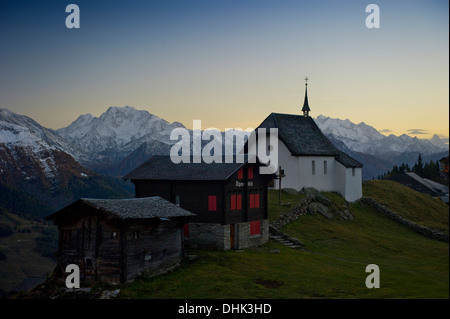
left=302, top=77, right=311, bottom=117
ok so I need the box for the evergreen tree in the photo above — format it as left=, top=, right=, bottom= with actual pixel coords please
left=392, top=165, right=399, bottom=175
left=414, top=153, right=424, bottom=175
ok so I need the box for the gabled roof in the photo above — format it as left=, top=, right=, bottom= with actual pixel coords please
left=335, top=151, right=363, bottom=168
left=124, top=155, right=249, bottom=181
left=46, top=196, right=195, bottom=221
left=257, top=113, right=362, bottom=168
left=258, top=113, right=340, bottom=156
left=406, top=172, right=448, bottom=194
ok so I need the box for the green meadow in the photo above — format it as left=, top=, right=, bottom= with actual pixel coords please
left=119, top=181, right=449, bottom=299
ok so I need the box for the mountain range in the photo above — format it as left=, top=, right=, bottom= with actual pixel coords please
left=1, top=106, right=448, bottom=200
left=56, top=106, right=185, bottom=165
left=314, top=115, right=448, bottom=158
left=0, top=107, right=133, bottom=215
left=313, top=115, right=449, bottom=179
left=56, top=106, right=249, bottom=176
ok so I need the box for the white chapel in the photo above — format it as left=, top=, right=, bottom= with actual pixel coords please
left=253, top=79, right=363, bottom=202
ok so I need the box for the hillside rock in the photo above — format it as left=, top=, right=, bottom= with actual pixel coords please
left=282, top=188, right=299, bottom=195
left=308, top=202, right=333, bottom=219
left=337, top=209, right=353, bottom=220
left=302, top=187, right=332, bottom=206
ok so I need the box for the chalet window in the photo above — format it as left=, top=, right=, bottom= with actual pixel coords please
left=61, top=230, right=80, bottom=250
left=175, top=195, right=180, bottom=206
left=352, top=168, right=356, bottom=176
left=250, top=221, right=261, bottom=235
left=231, top=194, right=242, bottom=210
left=237, top=168, right=243, bottom=180
left=208, top=195, right=217, bottom=211
left=183, top=224, right=189, bottom=237
left=111, top=231, right=118, bottom=239
left=249, top=193, right=260, bottom=209
left=324, top=161, right=327, bottom=175
left=248, top=166, right=254, bottom=179
left=85, top=258, right=93, bottom=267
left=61, top=230, right=71, bottom=249
left=312, top=160, right=316, bottom=175
left=133, top=231, right=139, bottom=240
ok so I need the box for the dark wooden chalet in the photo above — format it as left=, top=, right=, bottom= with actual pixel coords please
left=387, top=172, right=448, bottom=197
left=124, top=155, right=274, bottom=250
left=46, top=197, right=194, bottom=284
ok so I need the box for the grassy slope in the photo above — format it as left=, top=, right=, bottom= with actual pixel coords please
left=0, top=211, right=56, bottom=292
left=362, top=180, right=448, bottom=234
left=119, top=182, right=449, bottom=299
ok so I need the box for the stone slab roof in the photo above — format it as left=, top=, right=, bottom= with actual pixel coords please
left=124, top=155, right=247, bottom=181
left=258, top=113, right=362, bottom=168
left=46, top=196, right=195, bottom=221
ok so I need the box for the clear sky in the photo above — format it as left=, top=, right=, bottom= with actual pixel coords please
left=0, top=0, right=448, bottom=140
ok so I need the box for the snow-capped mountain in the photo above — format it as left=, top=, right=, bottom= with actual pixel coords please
left=56, top=106, right=250, bottom=175
left=56, top=106, right=185, bottom=162
left=314, top=115, right=448, bottom=157
left=2, top=106, right=447, bottom=183
left=1, top=108, right=90, bottom=206
left=0, top=108, right=88, bottom=162
left=0, top=108, right=90, bottom=182
left=0, top=108, right=132, bottom=210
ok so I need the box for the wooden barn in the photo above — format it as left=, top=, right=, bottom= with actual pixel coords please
left=124, top=155, right=274, bottom=250
left=46, top=196, right=194, bottom=284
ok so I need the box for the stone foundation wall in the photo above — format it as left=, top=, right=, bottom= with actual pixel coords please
left=184, top=223, right=230, bottom=250
left=184, top=220, right=269, bottom=251
left=235, top=219, right=269, bottom=250
left=359, top=197, right=449, bottom=243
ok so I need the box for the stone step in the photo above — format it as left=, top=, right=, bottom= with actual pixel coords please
left=270, top=235, right=283, bottom=239
left=270, top=227, right=306, bottom=251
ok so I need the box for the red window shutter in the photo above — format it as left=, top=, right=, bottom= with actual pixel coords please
left=237, top=195, right=242, bottom=210
left=255, top=194, right=260, bottom=208
left=250, top=221, right=261, bottom=235
left=237, top=168, right=243, bottom=179
left=255, top=221, right=260, bottom=234
left=248, top=166, right=253, bottom=179
left=208, top=195, right=217, bottom=211
left=249, top=194, right=255, bottom=209
left=183, top=224, right=189, bottom=237
left=231, top=195, right=236, bottom=210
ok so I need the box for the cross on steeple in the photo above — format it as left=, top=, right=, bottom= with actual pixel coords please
left=302, top=77, right=310, bottom=117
